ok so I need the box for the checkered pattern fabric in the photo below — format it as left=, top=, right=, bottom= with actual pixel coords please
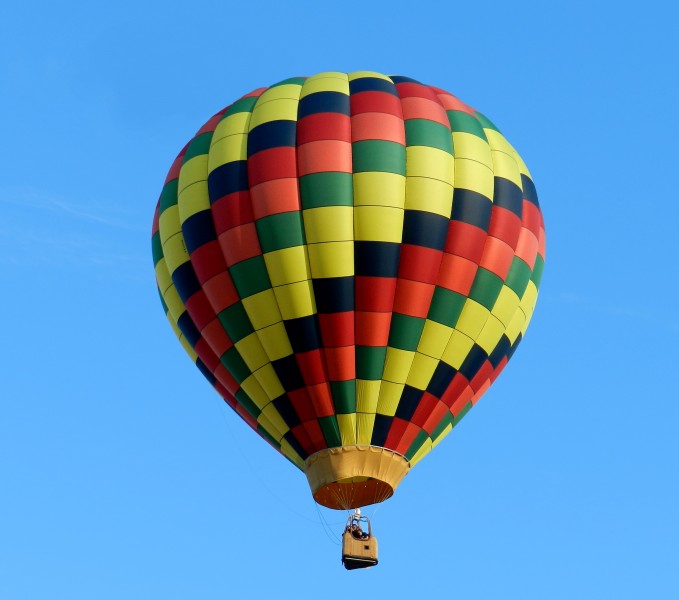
left=152, top=72, right=546, bottom=471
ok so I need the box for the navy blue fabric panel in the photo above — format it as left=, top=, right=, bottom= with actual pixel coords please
left=389, top=75, right=421, bottom=85
left=177, top=311, right=201, bottom=347
left=172, top=260, right=202, bottom=302
left=451, top=188, right=492, bottom=228
left=521, top=174, right=540, bottom=207
left=272, top=355, right=305, bottom=391
left=493, top=177, right=523, bottom=218
left=283, top=430, right=308, bottom=460
left=349, top=77, right=400, bottom=96
left=488, top=335, right=512, bottom=368
left=298, top=92, right=350, bottom=118
left=355, top=241, right=401, bottom=277
left=370, top=414, right=393, bottom=447
left=207, top=160, right=248, bottom=201
left=196, top=358, right=217, bottom=385
left=402, top=210, right=450, bottom=250
left=247, top=120, right=297, bottom=156
left=459, top=344, right=489, bottom=381
left=182, top=210, right=216, bottom=254
left=273, top=395, right=301, bottom=429
left=395, top=385, right=424, bottom=421
left=284, top=315, right=322, bottom=353
left=427, top=362, right=457, bottom=398
left=313, top=277, right=354, bottom=313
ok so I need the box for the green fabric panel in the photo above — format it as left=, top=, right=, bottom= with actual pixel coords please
left=183, top=132, right=213, bottom=162
left=404, top=119, right=453, bottom=153
left=299, top=172, right=353, bottom=208
left=331, top=380, right=356, bottom=414
left=531, top=254, right=545, bottom=288
left=272, top=77, right=307, bottom=87
left=505, top=257, right=532, bottom=297
left=223, top=96, right=258, bottom=117
left=453, top=400, right=473, bottom=424
left=356, top=346, right=387, bottom=380
left=318, top=416, right=342, bottom=447
left=258, top=425, right=282, bottom=448
left=229, top=256, right=271, bottom=298
left=446, top=110, right=488, bottom=140
left=388, top=314, right=426, bottom=352
left=352, top=140, right=406, bottom=175
left=151, top=232, right=163, bottom=266
left=218, top=303, right=254, bottom=343
left=221, top=347, right=251, bottom=383
left=159, top=179, right=179, bottom=212
left=428, top=287, right=466, bottom=328
left=473, top=111, right=500, bottom=132
left=235, top=388, right=261, bottom=418
left=431, top=412, right=454, bottom=440
left=469, top=268, right=504, bottom=310
left=256, top=212, right=305, bottom=252
left=404, top=430, right=430, bottom=461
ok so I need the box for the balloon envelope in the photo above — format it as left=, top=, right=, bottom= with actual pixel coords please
left=152, top=72, right=545, bottom=509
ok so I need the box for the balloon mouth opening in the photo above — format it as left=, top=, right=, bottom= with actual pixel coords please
left=304, top=446, right=410, bottom=510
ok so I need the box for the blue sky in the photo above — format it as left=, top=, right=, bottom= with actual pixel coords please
left=1, top=1, right=677, bottom=598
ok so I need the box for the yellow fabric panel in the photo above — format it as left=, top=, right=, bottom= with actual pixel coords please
left=408, top=438, right=433, bottom=467
left=162, top=284, right=187, bottom=323
left=307, top=241, right=354, bottom=278
left=417, top=319, right=454, bottom=359
left=240, top=374, right=271, bottom=410
left=211, top=112, right=250, bottom=146
left=254, top=84, right=302, bottom=103
left=490, top=149, right=522, bottom=188
left=155, top=259, right=174, bottom=295
left=337, top=413, right=357, bottom=446
left=484, top=129, right=514, bottom=159
left=376, top=381, right=404, bottom=416
left=508, top=143, right=532, bottom=178
left=453, top=158, right=494, bottom=200
left=256, top=412, right=285, bottom=443
left=456, top=299, right=491, bottom=340
left=405, top=146, right=455, bottom=183
left=256, top=322, right=294, bottom=361
left=207, top=133, right=248, bottom=172
left=249, top=98, right=299, bottom=129
left=491, top=285, right=521, bottom=328
left=431, top=422, right=453, bottom=449
left=356, top=412, right=376, bottom=445
left=264, top=246, right=311, bottom=287
left=259, top=403, right=290, bottom=437
left=442, top=329, right=476, bottom=369
left=404, top=177, right=453, bottom=217
left=354, top=206, right=404, bottom=242
left=356, top=380, right=380, bottom=413
left=177, top=182, right=210, bottom=222
left=299, top=72, right=349, bottom=97
left=348, top=71, right=392, bottom=82
left=235, top=333, right=269, bottom=372
left=353, top=172, right=406, bottom=208
left=476, top=314, right=506, bottom=355
left=273, top=280, right=316, bottom=319
left=162, top=233, right=190, bottom=273
left=383, top=348, right=415, bottom=384
left=174, top=323, right=198, bottom=362
left=504, top=306, right=526, bottom=345
left=303, top=206, right=354, bottom=242
left=242, top=289, right=283, bottom=330
left=177, top=155, right=208, bottom=194
left=406, top=353, right=439, bottom=390
left=253, top=363, right=285, bottom=400
left=452, top=131, right=493, bottom=170
left=280, top=438, right=305, bottom=470
left=519, top=282, right=539, bottom=335
left=158, top=205, right=181, bottom=245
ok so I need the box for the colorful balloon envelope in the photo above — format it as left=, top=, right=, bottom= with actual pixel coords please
left=151, top=71, right=545, bottom=510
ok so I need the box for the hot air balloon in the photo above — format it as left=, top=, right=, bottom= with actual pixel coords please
left=151, top=71, right=545, bottom=563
